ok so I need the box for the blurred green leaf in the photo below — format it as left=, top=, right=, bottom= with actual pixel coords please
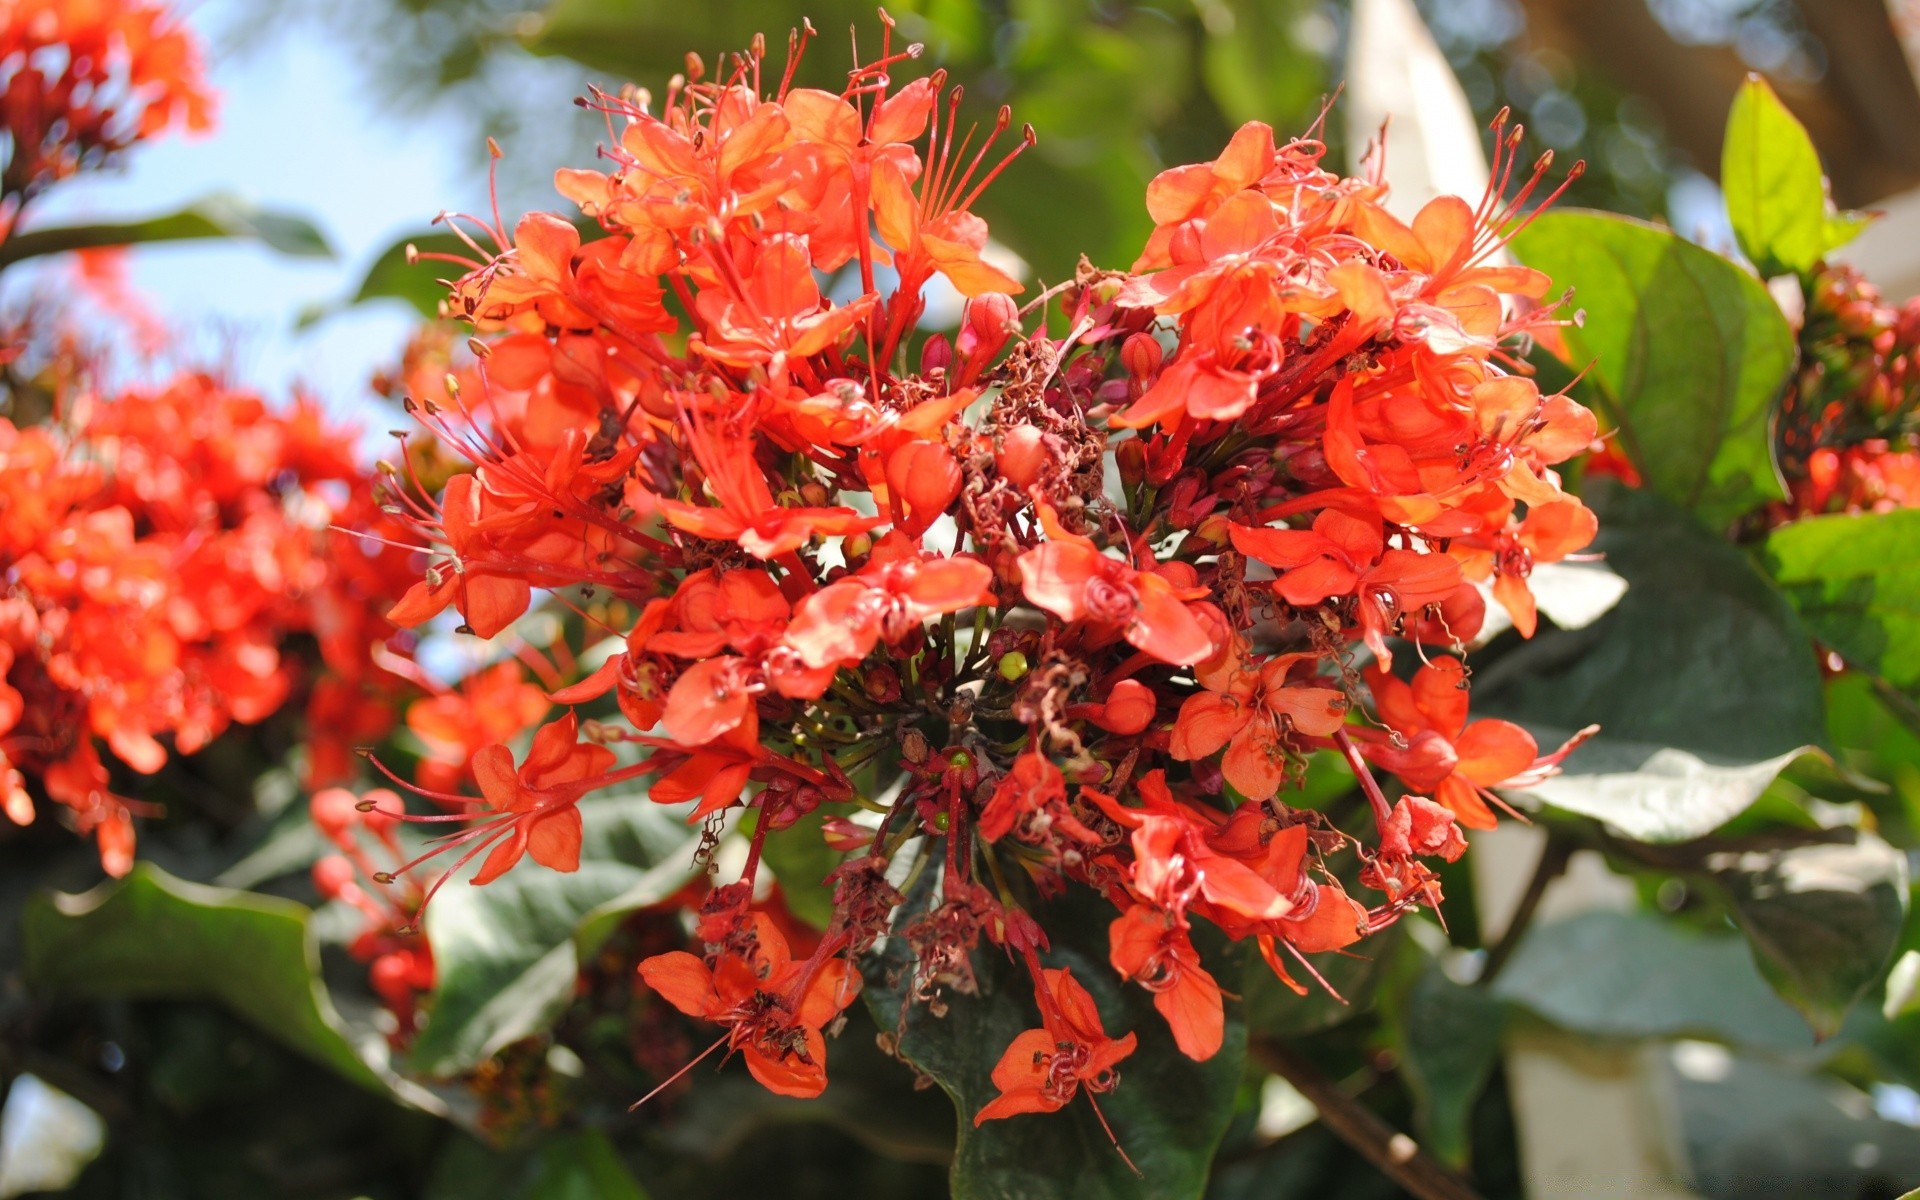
left=757, top=804, right=844, bottom=931
left=1484, top=486, right=1827, bottom=841
left=1386, top=957, right=1503, bottom=1167
left=1765, top=509, right=1920, bottom=690
left=1722, top=75, right=1866, bottom=276
left=862, top=880, right=1244, bottom=1200
left=1512, top=210, right=1794, bottom=528
left=1713, top=834, right=1909, bottom=1039
left=1198, top=0, right=1325, bottom=128
left=1668, top=1051, right=1920, bottom=1198
left=21, top=863, right=387, bottom=1093
left=411, top=794, right=695, bottom=1075
left=0, top=192, right=333, bottom=268
left=1492, top=911, right=1813, bottom=1049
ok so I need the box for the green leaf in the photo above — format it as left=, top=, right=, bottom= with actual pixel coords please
left=1482, top=485, right=1827, bottom=841
left=1511, top=210, right=1795, bottom=528
left=1765, top=508, right=1920, bottom=689
left=1713, top=834, right=1909, bottom=1039
left=1386, top=958, right=1503, bottom=1167
left=1722, top=75, right=1866, bottom=275
left=1199, top=0, right=1326, bottom=128
left=0, top=193, right=333, bottom=268
left=862, top=881, right=1245, bottom=1200
left=410, top=795, right=697, bottom=1075
left=1492, top=911, right=1813, bottom=1050
left=756, top=804, right=843, bottom=931
left=1668, top=1050, right=1920, bottom=1197
left=21, top=864, right=388, bottom=1093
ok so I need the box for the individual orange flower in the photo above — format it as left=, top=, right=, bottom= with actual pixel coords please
left=974, top=967, right=1137, bottom=1124
left=1018, top=519, right=1214, bottom=666
left=1358, top=657, right=1588, bottom=830
left=463, top=713, right=619, bottom=884
left=1108, top=903, right=1223, bottom=1061
left=1170, top=651, right=1349, bottom=801
left=638, top=913, right=861, bottom=1099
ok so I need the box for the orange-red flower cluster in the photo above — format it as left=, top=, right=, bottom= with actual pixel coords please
left=0, top=375, right=415, bottom=872
left=0, top=0, right=213, bottom=241
left=378, top=25, right=1599, bottom=1134
left=1775, top=263, right=1920, bottom=516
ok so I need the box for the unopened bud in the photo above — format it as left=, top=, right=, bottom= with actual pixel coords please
left=995, top=425, right=1048, bottom=489
left=919, top=332, right=952, bottom=375
left=997, top=651, right=1030, bottom=681
left=1121, top=332, right=1163, bottom=380
left=1116, top=437, right=1148, bottom=488
left=957, top=292, right=1018, bottom=362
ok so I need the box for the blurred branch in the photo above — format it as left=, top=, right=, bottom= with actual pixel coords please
left=1250, top=1039, right=1486, bottom=1200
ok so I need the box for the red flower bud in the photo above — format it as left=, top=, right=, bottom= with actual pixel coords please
left=996, top=425, right=1049, bottom=489
left=920, top=332, right=953, bottom=375
left=312, top=854, right=357, bottom=900
left=1121, top=332, right=1163, bottom=381
left=957, top=292, right=1018, bottom=363
left=1091, top=679, right=1156, bottom=735
left=310, top=787, right=360, bottom=842
left=886, top=441, right=962, bottom=535
left=1116, top=437, right=1147, bottom=488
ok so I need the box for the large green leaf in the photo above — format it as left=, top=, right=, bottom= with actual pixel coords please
left=1721, top=75, right=1868, bottom=277
left=1511, top=210, right=1795, bottom=528
left=409, top=795, right=698, bottom=1076
left=862, top=880, right=1245, bottom=1200
left=1493, top=911, right=1814, bottom=1050
left=1765, top=508, right=1920, bottom=689
left=1482, top=485, right=1827, bottom=841
left=0, top=193, right=332, bottom=268
left=21, top=864, right=387, bottom=1093
left=1713, top=834, right=1909, bottom=1039
left=1669, top=1051, right=1920, bottom=1198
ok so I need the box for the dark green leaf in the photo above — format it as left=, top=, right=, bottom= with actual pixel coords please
left=0, top=193, right=332, bottom=268
left=410, top=795, right=697, bottom=1075
left=1713, top=834, right=1909, bottom=1039
left=1765, top=508, right=1920, bottom=689
left=21, top=864, right=388, bottom=1093
left=1387, top=958, right=1503, bottom=1167
left=862, top=880, right=1244, bottom=1200
left=1482, top=485, right=1827, bottom=841
left=1492, top=911, right=1813, bottom=1050
left=1511, top=210, right=1794, bottom=528
left=1722, top=75, right=1866, bottom=275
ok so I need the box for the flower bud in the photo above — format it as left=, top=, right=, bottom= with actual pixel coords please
left=1115, top=437, right=1147, bottom=488
left=312, top=854, right=358, bottom=900
left=885, top=440, right=962, bottom=535
left=1091, top=678, right=1156, bottom=735
left=310, top=787, right=360, bottom=842
left=995, top=425, right=1048, bottom=489
left=997, top=650, right=1030, bottom=681
left=1121, top=332, right=1163, bottom=381
left=919, top=332, right=952, bottom=376
left=957, top=292, right=1018, bottom=362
